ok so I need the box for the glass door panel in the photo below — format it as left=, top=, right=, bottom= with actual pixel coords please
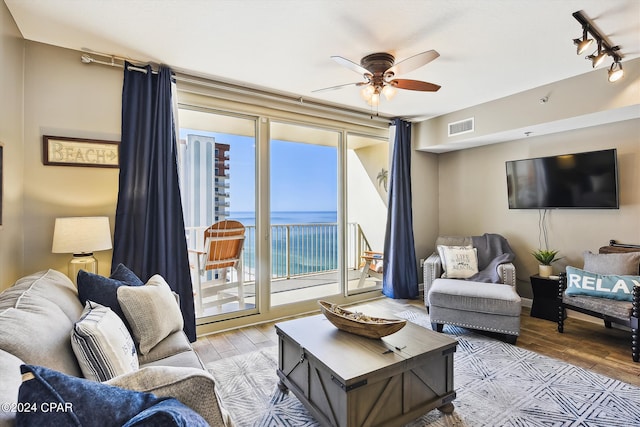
left=346, top=133, right=389, bottom=294
left=269, top=122, right=340, bottom=306
left=178, top=107, right=257, bottom=323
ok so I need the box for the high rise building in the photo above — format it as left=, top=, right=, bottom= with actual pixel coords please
left=180, top=134, right=230, bottom=232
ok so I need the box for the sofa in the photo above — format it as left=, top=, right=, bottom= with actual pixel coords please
left=0, top=269, right=231, bottom=426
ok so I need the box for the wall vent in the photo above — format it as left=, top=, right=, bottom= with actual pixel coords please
left=448, top=117, right=475, bottom=137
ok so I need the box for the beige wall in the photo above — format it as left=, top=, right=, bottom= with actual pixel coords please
left=411, top=138, right=439, bottom=267
left=416, top=57, right=640, bottom=151
left=347, top=141, right=389, bottom=251
left=428, top=119, right=639, bottom=298
left=22, top=42, right=121, bottom=278
left=0, top=1, right=25, bottom=288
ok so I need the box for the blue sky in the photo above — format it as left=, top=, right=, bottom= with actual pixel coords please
left=181, top=130, right=337, bottom=213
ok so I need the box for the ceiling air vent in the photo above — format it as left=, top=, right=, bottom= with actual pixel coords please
left=448, top=117, right=474, bottom=137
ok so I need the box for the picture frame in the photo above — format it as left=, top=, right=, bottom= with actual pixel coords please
left=42, top=135, right=119, bottom=168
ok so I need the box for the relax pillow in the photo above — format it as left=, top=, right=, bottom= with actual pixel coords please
left=17, top=364, right=207, bottom=426
left=437, top=245, right=478, bottom=279
left=118, top=275, right=184, bottom=355
left=565, top=266, right=639, bottom=302
left=77, top=264, right=144, bottom=326
left=71, top=301, right=138, bottom=382
left=583, top=251, right=640, bottom=275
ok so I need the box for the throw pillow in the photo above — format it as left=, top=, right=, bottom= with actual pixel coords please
left=438, top=245, right=478, bottom=279
left=583, top=251, right=640, bottom=275
left=17, top=364, right=207, bottom=427
left=71, top=301, right=139, bottom=382
left=565, top=266, right=639, bottom=302
left=77, top=264, right=144, bottom=327
left=117, top=275, right=184, bottom=355
left=123, top=398, right=209, bottom=427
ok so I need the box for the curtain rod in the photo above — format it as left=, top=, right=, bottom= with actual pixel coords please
left=81, top=53, right=155, bottom=74
left=79, top=51, right=393, bottom=125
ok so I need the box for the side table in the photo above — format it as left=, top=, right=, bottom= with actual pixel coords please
left=530, top=274, right=566, bottom=322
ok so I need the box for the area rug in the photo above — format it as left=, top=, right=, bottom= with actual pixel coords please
left=206, top=310, right=640, bottom=426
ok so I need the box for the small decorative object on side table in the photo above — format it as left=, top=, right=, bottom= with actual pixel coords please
left=530, top=274, right=566, bottom=322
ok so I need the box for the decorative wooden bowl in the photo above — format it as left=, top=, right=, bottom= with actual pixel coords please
left=318, top=300, right=407, bottom=339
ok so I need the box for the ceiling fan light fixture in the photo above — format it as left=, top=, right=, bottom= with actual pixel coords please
left=319, top=50, right=441, bottom=106
left=381, top=84, right=397, bottom=100
left=367, top=92, right=380, bottom=107
left=360, top=84, right=375, bottom=101
left=608, top=60, right=624, bottom=82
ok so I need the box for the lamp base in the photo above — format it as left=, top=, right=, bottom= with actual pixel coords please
left=69, top=254, right=97, bottom=284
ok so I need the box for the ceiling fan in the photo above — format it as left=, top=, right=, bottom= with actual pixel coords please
left=314, top=50, right=441, bottom=106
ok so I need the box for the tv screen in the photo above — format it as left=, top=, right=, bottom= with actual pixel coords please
left=506, top=149, right=619, bottom=209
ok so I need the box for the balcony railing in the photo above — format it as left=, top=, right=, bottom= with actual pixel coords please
left=186, top=222, right=370, bottom=282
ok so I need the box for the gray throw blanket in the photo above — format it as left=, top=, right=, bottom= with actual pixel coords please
left=468, top=233, right=515, bottom=283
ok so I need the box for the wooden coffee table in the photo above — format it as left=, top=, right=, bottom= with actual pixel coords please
left=275, top=310, right=457, bottom=427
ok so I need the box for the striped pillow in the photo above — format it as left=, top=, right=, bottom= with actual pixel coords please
left=71, top=301, right=138, bottom=382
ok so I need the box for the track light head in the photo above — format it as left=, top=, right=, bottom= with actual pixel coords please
left=608, top=61, right=624, bottom=82
left=587, top=41, right=607, bottom=68
left=574, top=26, right=593, bottom=54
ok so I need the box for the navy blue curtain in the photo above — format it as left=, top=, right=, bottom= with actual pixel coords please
left=112, top=63, right=196, bottom=342
left=382, top=118, right=418, bottom=299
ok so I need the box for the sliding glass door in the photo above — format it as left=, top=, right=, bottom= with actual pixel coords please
left=178, top=107, right=257, bottom=323
left=346, top=133, right=389, bottom=294
left=269, top=122, right=341, bottom=306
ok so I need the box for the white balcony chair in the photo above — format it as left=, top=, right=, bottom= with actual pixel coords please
left=189, top=220, right=246, bottom=316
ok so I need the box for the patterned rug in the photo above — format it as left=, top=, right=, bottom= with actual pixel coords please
left=206, top=310, right=640, bottom=426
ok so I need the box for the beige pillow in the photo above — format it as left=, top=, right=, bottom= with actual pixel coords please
left=117, top=275, right=184, bottom=355
left=437, top=244, right=472, bottom=275
left=438, top=245, right=478, bottom=279
left=583, top=251, right=640, bottom=275
left=71, top=301, right=138, bottom=381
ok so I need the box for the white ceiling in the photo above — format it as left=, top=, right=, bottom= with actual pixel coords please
left=5, top=0, right=640, bottom=121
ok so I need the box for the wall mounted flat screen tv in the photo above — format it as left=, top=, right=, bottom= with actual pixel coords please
left=506, top=149, right=619, bottom=209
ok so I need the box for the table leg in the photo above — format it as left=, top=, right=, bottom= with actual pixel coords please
left=437, top=402, right=455, bottom=414
left=277, top=379, right=289, bottom=394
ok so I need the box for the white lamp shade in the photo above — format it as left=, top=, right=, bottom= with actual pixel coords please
left=52, top=217, right=113, bottom=254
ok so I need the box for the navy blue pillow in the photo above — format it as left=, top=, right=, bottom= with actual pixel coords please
left=77, top=264, right=144, bottom=324
left=124, top=399, right=209, bottom=427
left=17, top=365, right=207, bottom=427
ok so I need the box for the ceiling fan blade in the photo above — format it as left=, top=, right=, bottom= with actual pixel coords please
left=330, top=56, right=371, bottom=76
left=312, top=81, right=366, bottom=93
left=387, top=49, right=440, bottom=76
left=391, top=79, right=441, bottom=92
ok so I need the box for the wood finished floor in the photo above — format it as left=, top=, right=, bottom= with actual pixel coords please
left=192, top=297, right=640, bottom=387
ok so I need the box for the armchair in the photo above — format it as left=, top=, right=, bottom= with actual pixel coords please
left=425, top=234, right=521, bottom=344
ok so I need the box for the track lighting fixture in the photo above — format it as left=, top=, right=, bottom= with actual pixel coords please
left=572, top=11, right=625, bottom=82
left=587, top=40, right=608, bottom=68
left=573, top=26, right=593, bottom=55
left=608, top=60, right=624, bottom=82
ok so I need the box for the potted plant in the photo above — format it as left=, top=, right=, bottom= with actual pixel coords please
left=532, top=249, right=562, bottom=277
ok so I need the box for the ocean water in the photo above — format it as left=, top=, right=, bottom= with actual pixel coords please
left=229, top=211, right=337, bottom=226
left=229, top=211, right=339, bottom=277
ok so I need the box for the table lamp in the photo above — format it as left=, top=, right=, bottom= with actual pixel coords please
left=52, top=216, right=113, bottom=282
